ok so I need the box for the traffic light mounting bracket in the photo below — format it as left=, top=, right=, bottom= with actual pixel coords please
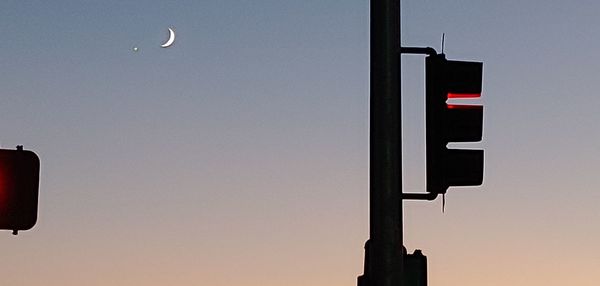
left=400, top=46, right=441, bottom=201
left=400, top=46, right=436, bottom=56
left=402, top=192, right=438, bottom=201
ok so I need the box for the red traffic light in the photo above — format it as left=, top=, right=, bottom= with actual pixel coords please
left=0, top=147, right=40, bottom=233
left=426, top=54, right=484, bottom=194
left=447, top=93, right=481, bottom=99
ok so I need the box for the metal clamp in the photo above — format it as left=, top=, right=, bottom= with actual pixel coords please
left=402, top=192, right=439, bottom=201
left=400, top=46, right=437, bottom=56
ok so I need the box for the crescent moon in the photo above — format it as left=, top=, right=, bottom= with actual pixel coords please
left=161, top=28, right=175, bottom=48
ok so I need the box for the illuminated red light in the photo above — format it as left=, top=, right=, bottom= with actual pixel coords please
left=447, top=104, right=482, bottom=109
left=0, top=166, right=8, bottom=215
left=447, top=93, right=481, bottom=99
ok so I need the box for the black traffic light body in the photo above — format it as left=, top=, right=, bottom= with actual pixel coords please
left=426, top=54, right=484, bottom=194
left=0, top=148, right=40, bottom=232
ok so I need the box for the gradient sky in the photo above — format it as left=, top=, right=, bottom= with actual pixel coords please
left=1, top=1, right=599, bottom=285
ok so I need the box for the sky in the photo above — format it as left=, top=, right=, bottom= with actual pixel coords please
left=0, top=1, right=599, bottom=285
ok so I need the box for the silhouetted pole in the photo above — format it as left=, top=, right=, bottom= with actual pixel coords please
left=367, top=0, right=403, bottom=286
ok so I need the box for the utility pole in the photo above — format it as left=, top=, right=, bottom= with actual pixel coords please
left=359, top=1, right=403, bottom=286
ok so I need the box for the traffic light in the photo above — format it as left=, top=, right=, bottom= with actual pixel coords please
left=0, top=147, right=40, bottom=233
left=426, top=54, right=484, bottom=194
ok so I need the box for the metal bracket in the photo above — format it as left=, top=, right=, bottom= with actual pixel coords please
left=402, top=192, right=439, bottom=201
left=399, top=46, right=436, bottom=202
left=399, top=46, right=439, bottom=202
left=400, top=46, right=437, bottom=56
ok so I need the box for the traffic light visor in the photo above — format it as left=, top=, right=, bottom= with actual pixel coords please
left=445, top=60, right=482, bottom=96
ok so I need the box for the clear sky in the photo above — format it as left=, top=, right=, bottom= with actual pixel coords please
left=0, top=1, right=599, bottom=285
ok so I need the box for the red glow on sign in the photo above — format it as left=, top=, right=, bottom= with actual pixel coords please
left=447, top=93, right=481, bottom=99
left=447, top=104, right=482, bottom=109
left=0, top=166, right=8, bottom=214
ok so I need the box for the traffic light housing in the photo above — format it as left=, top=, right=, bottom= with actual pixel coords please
left=0, top=147, right=40, bottom=233
left=426, top=54, right=484, bottom=194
